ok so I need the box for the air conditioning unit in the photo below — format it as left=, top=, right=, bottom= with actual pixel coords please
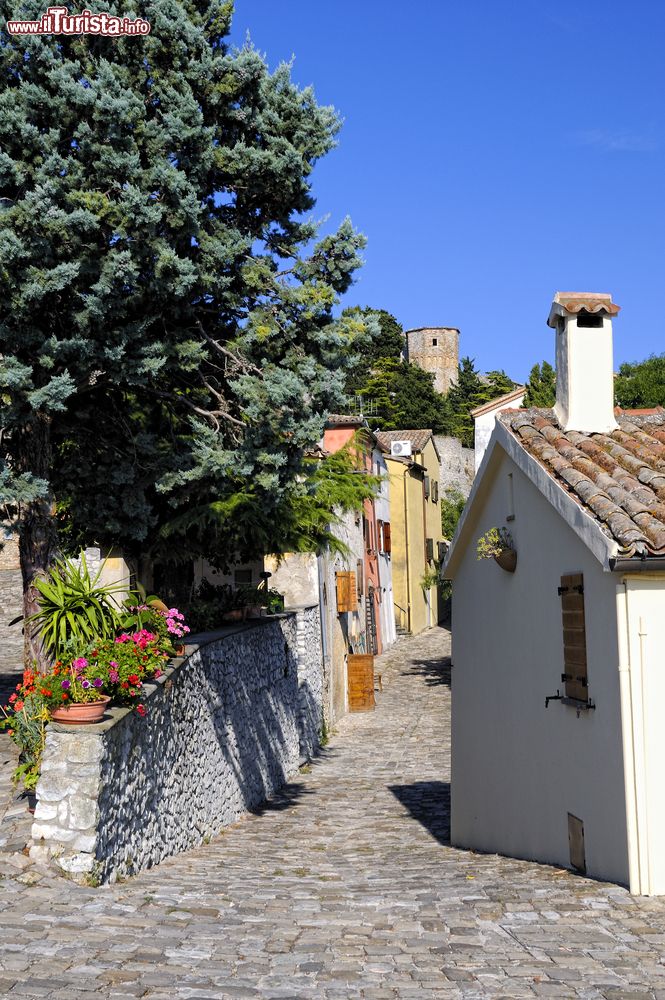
left=390, top=440, right=412, bottom=457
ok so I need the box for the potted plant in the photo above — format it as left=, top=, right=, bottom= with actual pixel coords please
left=25, top=552, right=125, bottom=661
left=476, top=527, right=517, bottom=572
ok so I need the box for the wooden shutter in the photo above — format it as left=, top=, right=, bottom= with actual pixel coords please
left=335, top=571, right=357, bottom=613
left=347, top=654, right=376, bottom=712
left=383, top=522, right=392, bottom=555
left=426, top=537, right=434, bottom=563
left=559, top=573, right=588, bottom=702
left=356, top=559, right=364, bottom=598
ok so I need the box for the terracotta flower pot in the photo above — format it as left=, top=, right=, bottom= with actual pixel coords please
left=222, top=609, right=243, bottom=623
left=494, top=547, right=517, bottom=573
left=50, top=696, right=111, bottom=725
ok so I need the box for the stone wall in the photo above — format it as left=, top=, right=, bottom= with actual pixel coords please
left=31, top=607, right=323, bottom=882
left=406, top=327, right=459, bottom=395
left=434, top=434, right=475, bottom=501
left=0, top=533, right=23, bottom=676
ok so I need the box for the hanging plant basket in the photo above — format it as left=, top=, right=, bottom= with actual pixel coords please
left=494, top=547, right=517, bottom=573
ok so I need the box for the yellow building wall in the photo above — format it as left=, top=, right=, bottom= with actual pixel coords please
left=386, top=438, right=443, bottom=635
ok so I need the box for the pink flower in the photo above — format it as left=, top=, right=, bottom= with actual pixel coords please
left=115, top=634, right=131, bottom=644
left=73, top=657, right=88, bottom=671
left=109, top=670, right=119, bottom=683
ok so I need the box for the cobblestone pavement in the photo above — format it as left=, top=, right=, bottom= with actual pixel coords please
left=3, top=626, right=665, bottom=998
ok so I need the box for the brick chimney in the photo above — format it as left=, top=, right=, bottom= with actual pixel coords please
left=547, top=291, right=620, bottom=433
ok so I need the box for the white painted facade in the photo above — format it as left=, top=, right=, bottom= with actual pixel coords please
left=616, top=575, right=665, bottom=895
left=549, top=294, right=618, bottom=434
left=374, top=445, right=396, bottom=650
left=448, top=442, right=628, bottom=884
left=472, top=388, right=525, bottom=472
left=445, top=423, right=665, bottom=894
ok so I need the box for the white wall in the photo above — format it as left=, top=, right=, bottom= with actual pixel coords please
left=451, top=448, right=629, bottom=886
left=474, top=393, right=525, bottom=472
left=620, top=575, right=665, bottom=895
left=374, top=449, right=397, bottom=649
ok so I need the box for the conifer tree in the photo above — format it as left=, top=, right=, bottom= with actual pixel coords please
left=523, top=361, right=556, bottom=407
left=0, top=1, right=367, bottom=666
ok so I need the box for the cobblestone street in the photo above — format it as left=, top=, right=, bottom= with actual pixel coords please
left=2, top=625, right=665, bottom=998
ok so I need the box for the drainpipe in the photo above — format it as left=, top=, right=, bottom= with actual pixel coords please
left=616, top=582, right=641, bottom=894
left=402, top=464, right=411, bottom=633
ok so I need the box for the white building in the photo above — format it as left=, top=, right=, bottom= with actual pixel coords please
left=471, top=385, right=525, bottom=472
left=373, top=439, right=397, bottom=651
left=444, top=291, right=665, bottom=894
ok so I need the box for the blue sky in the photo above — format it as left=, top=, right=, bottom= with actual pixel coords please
left=230, top=1, right=665, bottom=383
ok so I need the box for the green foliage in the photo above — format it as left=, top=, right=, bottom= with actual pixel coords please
left=343, top=306, right=404, bottom=394
left=614, top=354, right=665, bottom=408
left=26, top=553, right=123, bottom=662
left=0, top=6, right=369, bottom=615
left=476, top=527, right=513, bottom=560
left=439, top=358, right=516, bottom=448
left=523, top=361, right=556, bottom=408
left=440, top=489, right=466, bottom=540
left=0, top=686, right=49, bottom=791
left=420, top=566, right=440, bottom=591
left=359, top=359, right=448, bottom=432
left=157, top=439, right=379, bottom=566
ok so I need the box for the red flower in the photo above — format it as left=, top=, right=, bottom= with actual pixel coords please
left=136, top=704, right=146, bottom=717
left=128, top=674, right=139, bottom=685
left=14, top=701, right=24, bottom=712
left=121, top=682, right=129, bottom=689
left=9, top=694, right=16, bottom=704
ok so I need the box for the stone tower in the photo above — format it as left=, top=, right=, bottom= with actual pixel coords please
left=406, top=327, right=459, bottom=395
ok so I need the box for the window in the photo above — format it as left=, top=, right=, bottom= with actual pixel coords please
left=424, top=475, right=430, bottom=499
left=383, top=522, right=392, bottom=555
left=431, top=481, right=439, bottom=503
left=426, top=538, right=434, bottom=563
left=356, top=559, right=364, bottom=598
left=432, top=338, right=438, bottom=346
left=559, top=573, right=588, bottom=702
left=377, top=519, right=384, bottom=552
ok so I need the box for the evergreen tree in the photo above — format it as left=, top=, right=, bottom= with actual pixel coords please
left=440, top=488, right=466, bottom=541
left=523, top=361, right=556, bottom=407
left=0, top=2, right=368, bottom=666
left=342, top=306, right=404, bottom=395
left=439, top=360, right=516, bottom=448
left=614, top=354, right=665, bottom=408
left=358, top=359, right=447, bottom=433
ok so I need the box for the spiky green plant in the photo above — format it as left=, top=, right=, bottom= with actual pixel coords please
left=26, top=552, right=124, bottom=662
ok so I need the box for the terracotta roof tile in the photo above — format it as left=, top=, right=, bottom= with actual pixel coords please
left=500, top=409, right=665, bottom=557
left=552, top=291, right=621, bottom=317
left=374, top=429, right=434, bottom=453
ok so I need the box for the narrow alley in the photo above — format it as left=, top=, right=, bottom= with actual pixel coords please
left=1, top=627, right=665, bottom=998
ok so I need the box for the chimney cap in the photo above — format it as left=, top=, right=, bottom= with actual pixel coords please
left=547, top=291, right=621, bottom=328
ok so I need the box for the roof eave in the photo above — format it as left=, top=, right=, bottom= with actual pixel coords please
left=443, top=422, right=619, bottom=578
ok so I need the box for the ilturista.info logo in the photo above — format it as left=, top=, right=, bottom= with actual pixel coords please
left=6, top=5, right=150, bottom=34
